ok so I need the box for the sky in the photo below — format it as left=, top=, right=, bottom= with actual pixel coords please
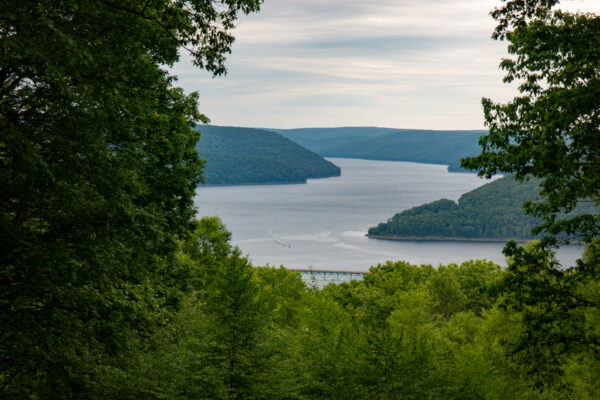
left=171, top=0, right=599, bottom=130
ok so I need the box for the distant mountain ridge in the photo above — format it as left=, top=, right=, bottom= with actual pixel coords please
left=267, top=127, right=395, bottom=153
left=269, top=127, right=486, bottom=171
left=195, top=125, right=341, bottom=185
left=195, top=125, right=487, bottom=186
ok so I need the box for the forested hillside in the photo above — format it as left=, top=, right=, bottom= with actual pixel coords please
left=77, top=217, right=600, bottom=399
left=196, top=125, right=341, bottom=185
left=369, top=176, right=598, bottom=240
left=268, top=127, right=395, bottom=153
left=369, top=176, right=542, bottom=240
left=271, top=127, right=485, bottom=171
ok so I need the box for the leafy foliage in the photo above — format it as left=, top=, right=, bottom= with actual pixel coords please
left=3, top=0, right=599, bottom=398
left=462, top=2, right=600, bottom=243
left=0, top=1, right=260, bottom=397
left=461, top=0, right=600, bottom=393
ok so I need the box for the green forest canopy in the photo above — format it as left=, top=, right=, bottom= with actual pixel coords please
left=66, top=217, right=600, bottom=399
left=368, top=176, right=542, bottom=240
left=2, top=0, right=600, bottom=398
left=0, top=0, right=261, bottom=397
left=368, top=176, right=599, bottom=241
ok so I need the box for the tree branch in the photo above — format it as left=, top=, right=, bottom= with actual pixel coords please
left=101, top=0, right=196, bottom=56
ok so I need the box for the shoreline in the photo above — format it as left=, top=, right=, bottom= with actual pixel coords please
left=366, top=234, right=531, bottom=244
left=199, top=180, right=305, bottom=188
left=198, top=173, right=341, bottom=188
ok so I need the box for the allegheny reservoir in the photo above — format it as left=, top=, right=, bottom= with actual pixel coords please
left=195, top=158, right=582, bottom=271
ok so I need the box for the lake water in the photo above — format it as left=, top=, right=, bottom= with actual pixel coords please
left=194, top=158, right=582, bottom=271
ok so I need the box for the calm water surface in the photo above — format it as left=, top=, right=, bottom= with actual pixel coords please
left=194, top=158, right=582, bottom=271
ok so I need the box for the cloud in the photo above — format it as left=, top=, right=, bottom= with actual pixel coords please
left=171, top=0, right=599, bottom=129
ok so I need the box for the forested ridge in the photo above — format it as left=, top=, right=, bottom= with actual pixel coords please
left=318, top=129, right=484, bottom=168
left=268, top=127, right=395, bottom=153
left=196, top=125, right=341, bottom=185
left=271, top=127, right=485, bottom=171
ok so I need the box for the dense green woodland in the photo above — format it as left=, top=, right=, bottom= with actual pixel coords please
left=369, top=176, right=598, bottom=240
left=271, top=127, right=485, bottom=172
left=369, top=177, right=542, bottom=240
left=5, top=215, right=594, bottom=399
left=196, top=125, right=340, bottom=185
left=57, top=217, right=600, bottom=399
left=2, top=0, right=600, bottom=398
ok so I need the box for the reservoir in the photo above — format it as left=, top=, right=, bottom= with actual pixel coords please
left=194, top=158, right=582, bottom=271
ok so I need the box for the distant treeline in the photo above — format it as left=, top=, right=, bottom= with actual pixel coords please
left=271, top=127, right=485, bottom=172
left=196, top=125, right=341, bottom=185
left=369, top=176, right=542, bottom=240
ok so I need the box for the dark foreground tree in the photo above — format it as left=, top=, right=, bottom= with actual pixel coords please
left=0, top=1, right=260, bottom=397
left=462, top=0, right=600, bottom=385
left=462, top=0, right=600, bottom=244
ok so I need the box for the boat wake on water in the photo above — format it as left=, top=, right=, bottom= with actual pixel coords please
left=268, top=229, right=291, bottom=248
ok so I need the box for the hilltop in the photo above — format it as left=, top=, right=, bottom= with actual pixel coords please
left=196, top=125, right=341, bottom=185
left=368, top=176, right=541, bottom=241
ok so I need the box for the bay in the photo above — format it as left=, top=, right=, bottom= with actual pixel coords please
left=194, top=158, right=582, bottom=271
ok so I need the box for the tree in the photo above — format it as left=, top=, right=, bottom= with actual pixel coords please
left=0, top=1, right=261, bottom=397
left=461, top=0, right=600, bottom=388
left=200, top=251, right=265, bottom=400
left=110, top=218, right=296, bottom=400
left=499, top=242, right=600, bottom=386
left=462, top=0, right=600, bottom=244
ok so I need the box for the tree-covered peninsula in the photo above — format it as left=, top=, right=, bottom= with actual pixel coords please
left=196, top=125, right=341, bottom=185
left=369, top=174, right=598, bottom=241
left=368, top=176, right=542, bottom=241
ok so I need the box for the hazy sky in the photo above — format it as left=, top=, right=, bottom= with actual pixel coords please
left=171, top=0, right=599, bottom=130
